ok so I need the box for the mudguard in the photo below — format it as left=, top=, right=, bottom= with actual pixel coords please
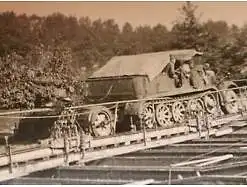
left=217, top=81, right=240, bottom=113
left=218, top=81, right=238, bottom=91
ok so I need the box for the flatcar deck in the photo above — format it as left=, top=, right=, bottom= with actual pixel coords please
left=0, top=112, right=245, bottom=183
left=5, top=122, right=247, bottom=185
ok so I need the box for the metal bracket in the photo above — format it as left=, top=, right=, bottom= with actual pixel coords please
left=168, top=166, right=172, bottom=185
left=141, top=118, right=147, bottom=146
left=196, top=115, right=202, bottom=137
left=113, top=103, right=119, bottom=135
left=63, top=135, right=69, bottom=166
left=130, top=116, right=136, bottom=132
left=5, top=136, right=13, bottom=173
left=80, top=131, right=86, bottom=157
left=205, top=114, right=212, bottom=139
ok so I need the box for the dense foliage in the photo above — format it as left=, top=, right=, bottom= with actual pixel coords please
left=0, top=2, right=247, bottom=109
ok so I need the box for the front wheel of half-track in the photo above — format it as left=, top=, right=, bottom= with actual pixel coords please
left=221, top=90, right=239, bottom=114
left=88, top=106, right=114, bottom=137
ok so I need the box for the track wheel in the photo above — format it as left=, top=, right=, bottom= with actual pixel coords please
left=188, top=98, right=204, bottom=115
left=221, top=89, right=239, bottom=114
left=88, top=106, right=114, bottom=137
left=204, top=93, right=217, bottom=114
left=172, top=101, right=186, bottom=123
left=155, top=103, right=173, bottom=128
left=140, top=102, right=155, bottom=129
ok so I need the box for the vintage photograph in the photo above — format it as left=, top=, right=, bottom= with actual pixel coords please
left=0, top=1, right=247, bottom=185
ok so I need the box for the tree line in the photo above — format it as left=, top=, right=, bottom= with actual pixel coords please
left=0, top=2, right=247, bottom=109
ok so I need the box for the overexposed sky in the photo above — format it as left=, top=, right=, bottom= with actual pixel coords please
left=0, top=1, right=247, bottom=29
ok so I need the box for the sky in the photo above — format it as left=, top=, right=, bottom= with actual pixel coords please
left=0, top=1, right=247, bottom=29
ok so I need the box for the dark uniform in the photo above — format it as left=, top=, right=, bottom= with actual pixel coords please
left=180, top=63, right=191, bottom=88
left=166, top=55, right=181, bottom=87
left=190, top=65, right=207, bottom=89
left=167, top=55, right=176, bottom=78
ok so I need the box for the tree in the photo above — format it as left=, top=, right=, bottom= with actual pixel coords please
left=116, top=22, right=136, bottom=55
left=134, top=25, right=153, bottom=53
left=170, top=2, right=203, bottom=49
left=0, top=12, right=33, bottom=56
left=122, top=22, right=133, bottom=34
left=151, top=24, right=171, bottom=52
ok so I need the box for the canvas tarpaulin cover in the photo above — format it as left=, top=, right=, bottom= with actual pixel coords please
left=90, top=49, right=203, bottom=81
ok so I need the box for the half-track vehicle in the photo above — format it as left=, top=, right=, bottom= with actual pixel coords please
left=75, top=49, right=242, bottom=137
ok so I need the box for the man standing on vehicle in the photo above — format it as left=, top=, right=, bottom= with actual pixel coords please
left=189, top=53, right=210, bottom=89
left=167, top=54, right=176, bottom=78
left=204, top=63, right=217, bottom=85
left=167, top=54, right=181, bottom=87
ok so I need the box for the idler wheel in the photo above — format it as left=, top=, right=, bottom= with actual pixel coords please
left=88, top=106, right=114, bottom=137
left=203, top=93, right=217, bottom=114
left=221, top=89, right=239, bottom=114
left=172, top=101, right=186, bottom=123
left=155, top=103, right=173, bottom=128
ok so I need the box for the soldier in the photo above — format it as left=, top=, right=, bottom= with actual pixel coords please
left=180, top=61, right=192, bottom=88
left=166, top=54, right=181, bottom=87
left=190, top=64, right=207, bottom=89
left=167, top=54, right=176, bottom=78
left=188, top=52, right=211, bottom=89
left=181, top=61, right=191, bottom=79
left=204, top=63, right=217, bottom=85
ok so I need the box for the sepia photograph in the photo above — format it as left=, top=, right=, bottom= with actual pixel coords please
left=0, top=0, right=247, bottom=185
